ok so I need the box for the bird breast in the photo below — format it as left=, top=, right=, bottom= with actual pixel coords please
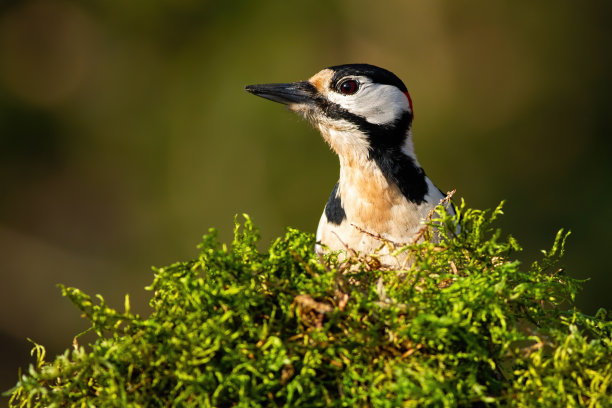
left=317, top=158, right=434, bottom=260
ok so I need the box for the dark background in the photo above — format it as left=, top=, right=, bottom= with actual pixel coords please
left=1, top=0, right=611, bottom=400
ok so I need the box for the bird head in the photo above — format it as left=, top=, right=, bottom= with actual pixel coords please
left=246, top=64, right=415, bottom=161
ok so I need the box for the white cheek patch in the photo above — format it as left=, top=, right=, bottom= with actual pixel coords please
left=326, top=82, right=410, bottom=125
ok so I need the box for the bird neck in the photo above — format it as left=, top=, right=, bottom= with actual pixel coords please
left=337, top=129, right=428, bottom=206
left=338, top=156, right=390, bottom=195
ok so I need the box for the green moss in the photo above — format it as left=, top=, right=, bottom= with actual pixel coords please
left=6, top=203, right=612, bottom=407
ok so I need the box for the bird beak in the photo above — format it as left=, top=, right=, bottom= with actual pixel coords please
left=245, top=81, right=317, bottom=106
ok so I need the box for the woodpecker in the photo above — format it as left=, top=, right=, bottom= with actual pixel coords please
left=246, top=63, right=454, bottom=262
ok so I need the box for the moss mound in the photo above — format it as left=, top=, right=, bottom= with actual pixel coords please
left=6, top=203, right=612, bottom=407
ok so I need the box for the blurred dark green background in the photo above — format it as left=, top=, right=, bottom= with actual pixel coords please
left=1, top=0, right=611, bottom=399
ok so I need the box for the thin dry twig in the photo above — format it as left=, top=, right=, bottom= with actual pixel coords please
left=349, top=223, right=404, bottom=269
left=350, top=223, right=401, bottom=248
left=316, top=250, right=333, bottom=273
left=331, top=231, right=358, bottom=258
left=330, top=230, right=389, bottom=272
left=410, top=189, right=456, bottom=244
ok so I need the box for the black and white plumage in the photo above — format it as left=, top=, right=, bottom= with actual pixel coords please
left=246, top=64, right=453, bottom=260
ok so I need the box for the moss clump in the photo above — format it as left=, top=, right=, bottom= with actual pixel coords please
left=6, top=203, right=612, bottom=407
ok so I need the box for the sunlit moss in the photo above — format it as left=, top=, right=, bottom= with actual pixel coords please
left=6, top=204, right=611, bottom=407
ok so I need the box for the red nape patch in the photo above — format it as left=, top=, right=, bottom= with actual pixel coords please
left=403, top=91, right=414, bottom=119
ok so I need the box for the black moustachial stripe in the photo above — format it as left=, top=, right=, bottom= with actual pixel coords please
left=325, top=182, right=346, bottom=225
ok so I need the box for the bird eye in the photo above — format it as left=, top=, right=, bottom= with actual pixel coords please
left=338, top=79, right=359, bottom=95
